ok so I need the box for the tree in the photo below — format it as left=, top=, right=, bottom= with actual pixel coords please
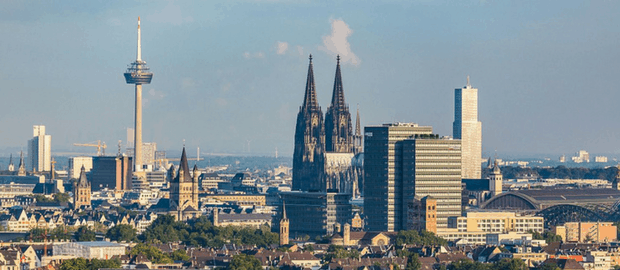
left=538, top=262, right=560, bottom=270
left=59, top=258, right=120, bottom=270
left=448, top=259, right=490, bottom=270
left=129, top=243, right=173, bottom=264
left=27, top=228, right=47, bottom=242
left=171, top=249, right=190, bottom=261
left=406, top=254, right=421, bottom=270
left=75, top=226, right=96, bottom=241
left=493, top=258, right=527, bottom=270
left=106, top=224, right=137, bottom=242
left=54, top=193, right=71, bottom=203
left=228, top=254, right=262, bottom=270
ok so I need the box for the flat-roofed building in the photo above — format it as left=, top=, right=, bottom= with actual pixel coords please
left=448, top=211, right=544, bottom=234
left=281, top=191, right=352, bottom=237
left=203, top=194, right=266, bottom=206
left=364, top=123, right=433, bottom=232
left=54, top=241, right=126, bottom=259
left=553, top=222, right=617, bottom=243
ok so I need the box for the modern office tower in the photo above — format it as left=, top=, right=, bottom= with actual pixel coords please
left=364, top=123, right=433, bottom=232
left=280, top=191, right=352, bottom=237
left=453, top=77, right=482, bottom=179
left=124, top=17, right=153, bottom=177
left=292, top=55, right=326, bottom=192
left=90, top=156, right=132, bottom=191
left=27, top=125, right=52, bottom=172
left=401, top=137, right=462, bottom=229
left=69, top=156, right=93, bottom=179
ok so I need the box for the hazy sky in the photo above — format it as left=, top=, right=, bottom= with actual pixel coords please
left=1, top=0, right=619, bottom=158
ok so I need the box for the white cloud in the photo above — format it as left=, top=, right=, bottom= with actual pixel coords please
left=276, top=41, right=289, bottom=55
left=243, top=51, right=265, bottom=59
left=319, top=18, right=360, bottom=66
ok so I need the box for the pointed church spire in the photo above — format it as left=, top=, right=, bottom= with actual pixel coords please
left=282, top=201, right=287, bottom=220
left=302, top=54, right=319, bottom=111
left=7, top=154, right=14, bottom=172
left=330, top=55, right=346, bottom=109
left=178, top=147, right=191, bottom=182
left=355, top=105, right=361, bottom=137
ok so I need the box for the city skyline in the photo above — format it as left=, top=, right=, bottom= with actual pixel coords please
left=1, top=1, right=620, bottom=157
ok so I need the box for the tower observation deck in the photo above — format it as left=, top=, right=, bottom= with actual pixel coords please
left=124, top=17, right=153, bottom=177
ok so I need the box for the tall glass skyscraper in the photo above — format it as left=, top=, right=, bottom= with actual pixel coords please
left=453, top=79, right=482, bottom=179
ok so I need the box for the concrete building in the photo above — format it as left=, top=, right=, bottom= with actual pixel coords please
left=401, top=137, right=462, bottom=229
left=363, top=123, right=433, bottom=232
left=54, top=241, right=125, bottom=259
left=27, top=125, right=52, bottom=172
left=280, top=191, right=352, bottom=237
left=448, top=211, right=544, bottom=234
left=69, top=156, right=93, bottom=179
left=553, top=222, right=617, bottom=243
left=453, top=78, right=482, bottom=179
left=90, top=156, right=132, bottom=191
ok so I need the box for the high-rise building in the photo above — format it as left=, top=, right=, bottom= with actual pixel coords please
left=363, top=123, right=433, bottom=232
left=453, top=78, right=482, bottom=179
left=27, top=125, right=52, bottom=172
left=69, top=156, right=93, bottom=179
left=90, top=155, right=132, bottom=191
left=401, top=138, right=462, bottom=229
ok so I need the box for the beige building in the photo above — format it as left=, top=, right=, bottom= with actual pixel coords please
left=69, top=156, right=93, bottom=180
left=553, top=222, right=617, bottom=243
left=54, top=241, right=126, bottom=260
left=28, top=125, right=52, bottom=172
left=453, top=79, right=482, bottom=179
left=448, top=211, right=543, bottom=234
left=203, top=194, right=266, bottom=206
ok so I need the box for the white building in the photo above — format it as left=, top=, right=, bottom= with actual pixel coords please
left=595, top=156, right=608, bottom=163
left=69, top=156, right=93, bottom=179
left=54, top=241, right=126, bottom=260
left=453, top=78, right=482, bottom=179
left=28, top=125, right=52, bottom=172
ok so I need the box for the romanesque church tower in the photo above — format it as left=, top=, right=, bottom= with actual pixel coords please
left=168, top=147, right=200, bottom=220
left=73, top=165, right=91, bottom=209
left=292, top=55, right=326, bottom=192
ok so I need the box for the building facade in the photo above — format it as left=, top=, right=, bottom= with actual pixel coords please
left=69, top=156, right=93, bottom=180
left=90, top=155, right=132, bottom=191
left=73, top=166, right=92, bottom=209
left=363, top=123, right=433, bottom=232
left=401, top=137, right=462, bottom=229
left=27, top=125, right=52, bottom=172
left=453, top=79, right=482, bottom=179
left=280, top=191, right=352, bottom=237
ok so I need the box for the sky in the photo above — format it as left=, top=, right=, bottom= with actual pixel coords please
left=1, top=0, right=619, bottom=158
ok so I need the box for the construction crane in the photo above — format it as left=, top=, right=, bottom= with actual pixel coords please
left=73, top=140, right=107, bottom=156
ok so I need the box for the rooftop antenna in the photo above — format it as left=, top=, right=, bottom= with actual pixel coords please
left=196, top=147, right=199, bottom=166
left=275, top=147, right=278, bottom=159
left=466, top=75, right=471, bottom=88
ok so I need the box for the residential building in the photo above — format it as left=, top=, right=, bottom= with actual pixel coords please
left=453, top=78, right=482, bottom=179
left=553, top=222, right=617, bottom=243
left=27, top=125, right=52, bottom=172
left=448, top=211, right=544, bottom=234
left=363, top=123, right=433, bottom=232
